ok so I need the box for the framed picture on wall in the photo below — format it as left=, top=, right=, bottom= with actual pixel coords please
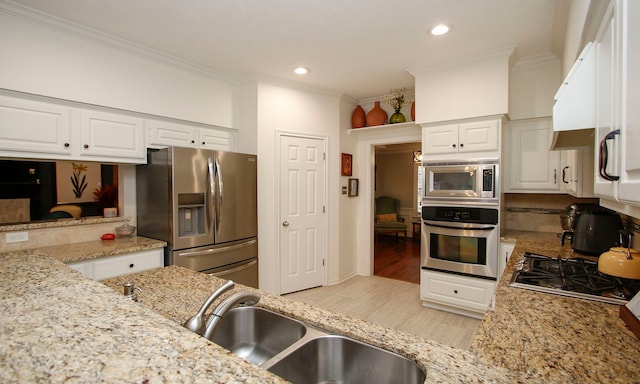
left=348, top=178, right=359, bottom=197
left=341, top=153, right=352, bottom=176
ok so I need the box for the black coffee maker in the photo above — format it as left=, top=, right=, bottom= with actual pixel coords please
left=561, top=203, right=624, bottom=255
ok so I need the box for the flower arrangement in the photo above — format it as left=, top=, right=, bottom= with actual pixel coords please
left=93, top=184, right=118, bottom=209
left=384, top=88, right=408, bottom=114
left=70, top=162, right=88, bottom=198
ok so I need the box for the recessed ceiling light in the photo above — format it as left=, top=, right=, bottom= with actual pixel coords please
left=431, top=24, right=449, bottom=36
left=294, top=67, right=309, bottom=75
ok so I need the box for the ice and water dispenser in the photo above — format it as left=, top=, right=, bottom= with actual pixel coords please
left=177, top=193, right=206, bottom=237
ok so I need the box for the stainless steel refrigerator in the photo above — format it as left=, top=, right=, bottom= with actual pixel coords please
left=136, top=147, right=258, bottom=288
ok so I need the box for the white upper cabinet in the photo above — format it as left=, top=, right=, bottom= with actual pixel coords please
left=146, top=119, right=197, bottom=148
left=592, top=0, right=640, bottom=207
left=560, top=148, right=596, bottom=198
left=0, top=93, right=145, bottom=163
left=504, top=118, right=561, bottom=193
left=0, top=95, right=72, bottom=157
left=146, top=119, right=235, bottom=151
left=79, top=110, right=145, bottom=162
left=422, top=118, right=500, bottom=160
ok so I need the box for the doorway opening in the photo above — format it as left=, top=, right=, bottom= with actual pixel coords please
left=373, top=142, right=421, bottom=284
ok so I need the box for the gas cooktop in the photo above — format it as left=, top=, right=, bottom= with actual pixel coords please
left=509, top=252, right=640, bottom=305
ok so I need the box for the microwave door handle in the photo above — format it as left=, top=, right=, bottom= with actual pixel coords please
left=423, top=221, right=495, bottom=231
left=207, top=156, right=215, bottom=233
left=215, top=157, right=222, bottom=237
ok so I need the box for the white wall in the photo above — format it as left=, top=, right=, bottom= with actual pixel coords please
left=254, top=81, right=342, bottom=293
left=0, top=9, right=235, bottom=128
left=410, top=48, right=513, bottom=124
left=375, top=152, right=415, bottom=207
left=509, top=56, right=562, bottom=120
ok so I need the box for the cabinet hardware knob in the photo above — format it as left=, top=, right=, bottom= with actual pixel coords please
left=460, top=143, right=464, bottom=148
left=129, top=263, right=134, bottom=268
left=64, top=142, right=70, bottom=148
left=452, top=144, right=456, bottom=148
left=454, top=290, right=458, bottom=294
left=84, top=144, right=89, bottom=149
left=191, top=140, right=195, bottom=144
left=202, top=141, right=206, bottom=145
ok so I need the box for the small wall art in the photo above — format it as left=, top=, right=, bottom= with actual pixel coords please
left=56, top=161, right=101, bottom=204
left=348, top=178, right=359, bottom=197
left=341, top=153, right=352, bottom=176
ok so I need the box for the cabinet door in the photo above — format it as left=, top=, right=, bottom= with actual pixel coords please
left=505, top=118, right=561, bottom=192
left=594, top=2, right=619, bottom=199
left=422, top=124, right=459, bottom=154
left=458, top=120, right=499, bottom=153
left=79, top=110, right=145, bottom=162
left=420, top=269, right=495, bottom=316
left=198, top=127, right=235, bottom=151
left=560, top=150, right=578, bottom=195
left=93, top=249, right=164, bottom=280
left=618, top=0, right=640, bottom=204
left=146, top=119, right=197, bottom=148
left=0, top=95, right=72, bottom=156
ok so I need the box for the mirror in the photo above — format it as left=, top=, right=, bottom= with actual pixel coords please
left=0, top=159, right=118, bottom=225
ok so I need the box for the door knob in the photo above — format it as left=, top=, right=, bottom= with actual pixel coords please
left=282, top=221, right=290, bottom=227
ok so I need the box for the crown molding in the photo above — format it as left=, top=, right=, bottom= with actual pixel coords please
left=0, top=0, right=238, bottom=84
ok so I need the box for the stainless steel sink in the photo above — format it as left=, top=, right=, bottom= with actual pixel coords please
left=210, top=306, right=307, bottom=365
left=266, top=335, right=426, bottom=384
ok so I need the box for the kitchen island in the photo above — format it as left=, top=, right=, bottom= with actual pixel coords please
left=472, top=231, right=640, bottom=383
left=1, top=246, right=518, bottom=383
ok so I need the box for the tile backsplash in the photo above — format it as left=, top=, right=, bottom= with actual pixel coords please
left=504, top=193, right=598, bottom=233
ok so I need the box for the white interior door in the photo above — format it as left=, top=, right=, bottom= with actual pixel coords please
left=279, top=134, right=326, bottom=294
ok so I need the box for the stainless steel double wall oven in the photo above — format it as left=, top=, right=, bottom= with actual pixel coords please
left=421, top=160, right=500, bottom=280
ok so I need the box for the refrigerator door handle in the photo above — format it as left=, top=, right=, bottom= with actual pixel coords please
left=207, top=156, right=216, bottom=233
left=208, top=259, right=257, bottom=277
left=215, top=157, right=223, bottom=237
left=175, top=239, right=258, bottom=258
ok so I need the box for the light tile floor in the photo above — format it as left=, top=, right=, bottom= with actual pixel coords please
left=283, top=275, right=481, bottom=350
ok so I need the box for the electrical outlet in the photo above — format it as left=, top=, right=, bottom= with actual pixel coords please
left=6, top=231, right=29, bottom=243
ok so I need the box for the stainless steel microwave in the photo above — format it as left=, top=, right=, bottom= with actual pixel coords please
left=423, top=160, right=499, bottom=204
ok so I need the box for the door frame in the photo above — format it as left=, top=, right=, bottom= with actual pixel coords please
left=275, top=130, right=329, bottom=294
left=360, top=134, right=422, bottom=276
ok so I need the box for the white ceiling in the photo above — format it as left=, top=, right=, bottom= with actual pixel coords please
left=6, top=0, right=569, bottom=100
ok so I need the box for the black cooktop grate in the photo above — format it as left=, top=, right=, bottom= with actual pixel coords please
left=509, top=252, right=640, bottom=304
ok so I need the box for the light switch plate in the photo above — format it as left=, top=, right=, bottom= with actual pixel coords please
left=6, top=231, right=29, bottom=243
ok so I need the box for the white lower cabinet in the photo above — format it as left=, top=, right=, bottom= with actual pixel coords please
left=420, top=269, right=496, bottom=319
left=67, top=249, right=163, bottom=280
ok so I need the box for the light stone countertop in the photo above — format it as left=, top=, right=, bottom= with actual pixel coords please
left=0, top=247, right=522, bottom=383
left=472, top=230, right=640, bottom=383
left=40, top=236, right=166, bottom=263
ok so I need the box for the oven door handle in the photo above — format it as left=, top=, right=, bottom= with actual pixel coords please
left=423, top=221, right=496, bottom=231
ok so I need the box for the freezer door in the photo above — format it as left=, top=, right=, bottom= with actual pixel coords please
left=206, top=259, right=258, bottom=289
left=170, top=238, right=258, bottom=273
left=214, top=151, right=257, bottom=243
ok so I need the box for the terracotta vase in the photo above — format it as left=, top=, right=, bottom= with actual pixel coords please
left=366, top=101, right=388, bottom=127
left=411, top=101, right=416, bottom=121
left=351, top=105, right=366, bottom=128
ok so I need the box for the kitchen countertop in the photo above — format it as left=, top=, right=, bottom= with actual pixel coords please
left=3, top=231, right=639, bottom=383
left=40, top=236, right=166, bottom=264
left=1, top=245, right=519, bottom=383
left=471, top=230, right=640, bottom=383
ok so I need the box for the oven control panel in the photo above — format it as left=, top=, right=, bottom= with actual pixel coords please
left=422, top=206, right=498, bottom=224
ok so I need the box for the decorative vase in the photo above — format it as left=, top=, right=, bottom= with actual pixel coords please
left=390, top=112, right=406, bottom=124
left=366, top=101, right=388, bottom=127
left=411, top=101, right=415, bottom=121
left=351, top=105, right=366, bottom=128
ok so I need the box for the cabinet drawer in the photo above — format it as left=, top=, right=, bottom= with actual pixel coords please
left=420, top=269, right=495, bottom=313
left=93, top=249, right=163, bottom=280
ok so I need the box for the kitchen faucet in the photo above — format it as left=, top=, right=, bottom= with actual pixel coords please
left=202, top=291, right=260, bottom=340
left=183, top=280, right=235, bottom=335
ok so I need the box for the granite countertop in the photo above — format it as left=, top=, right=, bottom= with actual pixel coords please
left=471, top=230, right=640, bottom=383
left=40, top=236, right=166, bottom=264
left=1, top=247, right=520, bottom=383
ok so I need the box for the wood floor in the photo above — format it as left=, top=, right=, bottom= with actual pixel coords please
left=373, top=234, right=420, bottom=283
left=284, top=236, right=481, bottom=350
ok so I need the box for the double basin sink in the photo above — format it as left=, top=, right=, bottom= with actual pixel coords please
left=209, top=306, right=426, bottom=384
